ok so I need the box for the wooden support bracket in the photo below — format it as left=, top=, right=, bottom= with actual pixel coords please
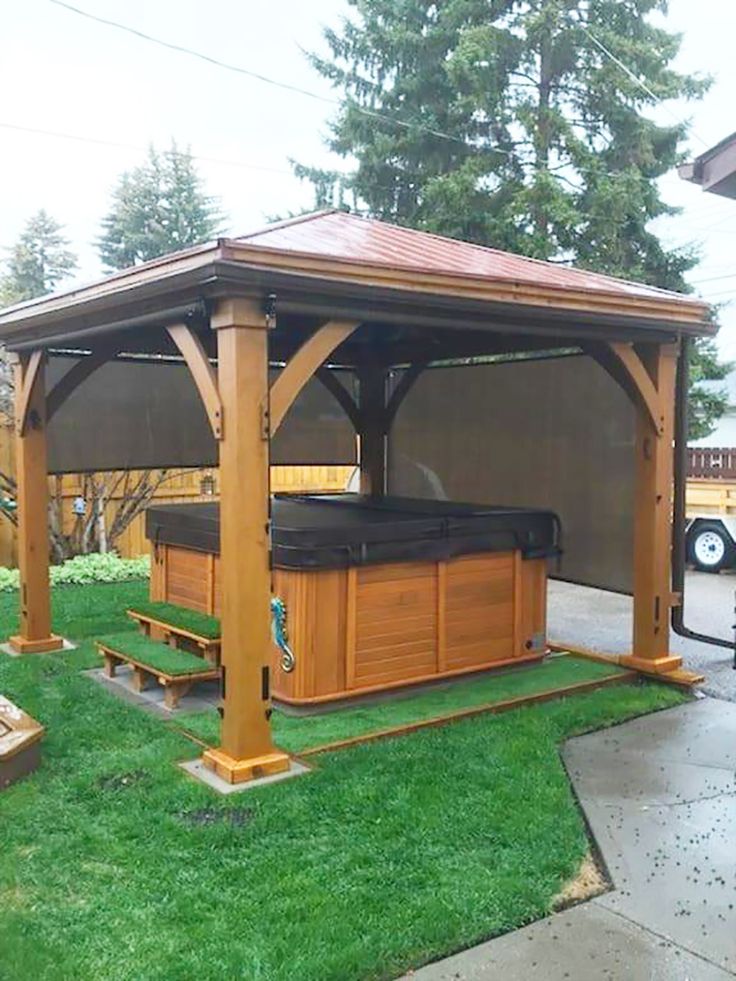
left=270, top=319, right=360, bottom=435
left=384, top=361, right=428, bottom=430
left=15, top=351, right=44, bottom=436
left=167, top=323, right=223, bottom=439
left=46, top=343, right=120, bottom=423
left=315, top=367, right=361, bottom=430
left=601, top=342, right=664, bottom=436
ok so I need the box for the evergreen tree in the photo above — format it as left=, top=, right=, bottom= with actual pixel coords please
left=301, top=0, right=727, bottom=437
left=0, top=210, right=77, bottom=305
left=98, top=143, right=221, bottom=271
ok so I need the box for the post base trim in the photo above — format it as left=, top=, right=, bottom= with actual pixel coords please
left=619, top=653, right=683, bottom=675
left=8, top=634, right=65, bottom=655
left=201, top=747, right=291, bottom=785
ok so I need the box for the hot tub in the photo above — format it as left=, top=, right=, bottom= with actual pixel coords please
left=146, top=495, right=560, bottom=705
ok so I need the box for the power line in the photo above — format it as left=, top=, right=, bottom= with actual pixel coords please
left=0, top=120, right=295, bottom=176
left=690, top=272, right=736, bottom=286
left=47, top=0, right=467, bottom=146
left=582, top=26, right=710, bottom=150
left=45, top=0, right=702, bottom=194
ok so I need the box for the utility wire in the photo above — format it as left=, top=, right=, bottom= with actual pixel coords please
left=582, top=26, right=711, bottom=150
left=46, top=0, right=707, bottom=192
left=47, top=0, right=467, bottom=146
left=690, top=272, right=736, bottom=286
left=0, top=120, right=295, bottom=175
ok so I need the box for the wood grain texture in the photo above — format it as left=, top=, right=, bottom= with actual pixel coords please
left=154, top=541, right=549, bottom=704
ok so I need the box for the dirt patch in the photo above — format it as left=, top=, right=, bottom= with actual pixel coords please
left=554, top=851, right=608, bottom=909
left=97, top=770, right=147, bottom=792
left=178, top=806, right=254, bottom=828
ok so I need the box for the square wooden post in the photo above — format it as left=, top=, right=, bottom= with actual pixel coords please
left=201, top=298, right=290, bottom=784
left=620, top=343, right=682, bottom=675
left=9, top=353, right=62, bottom=654
left=358, top=363, right=387, bottom=496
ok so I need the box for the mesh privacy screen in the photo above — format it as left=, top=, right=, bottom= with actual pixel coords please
left=387, top=354, right=635, bottom=593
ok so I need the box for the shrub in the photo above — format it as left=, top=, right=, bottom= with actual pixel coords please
left=0, top=553, right=151, bottom=593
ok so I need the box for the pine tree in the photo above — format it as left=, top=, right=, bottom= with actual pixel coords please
left=98, top=143, right=221, bottom=271
left=0, top=210, right=77, bottom=305
left=301, top=0, right=727, bottom=437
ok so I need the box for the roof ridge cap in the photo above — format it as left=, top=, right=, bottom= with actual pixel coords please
left=233, top=208, right=339, bottom=242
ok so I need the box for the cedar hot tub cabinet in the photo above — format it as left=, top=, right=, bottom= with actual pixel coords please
left=146, top=495, right=560, bottom=706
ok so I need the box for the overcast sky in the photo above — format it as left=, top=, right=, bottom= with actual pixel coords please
left=2, top=0, right=736, bottom=356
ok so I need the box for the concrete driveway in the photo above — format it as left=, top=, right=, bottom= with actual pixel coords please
left=409, top=699, right=736, bottom=980
left=548, top=571, right=736, bottom=701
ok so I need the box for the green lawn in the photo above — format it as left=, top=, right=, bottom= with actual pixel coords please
left=177, top=655, right=630, bottom=754
left=0, top=583, right=688, bottom=981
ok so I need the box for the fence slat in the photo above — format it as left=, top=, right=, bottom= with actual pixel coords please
left=687, top=447, right=736, bottom=480
left=0, top=464, right=355, bottom=567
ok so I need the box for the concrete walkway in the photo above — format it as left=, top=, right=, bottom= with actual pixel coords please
left=548, top=574, right=736, bottom=701
left=411, top=699, right=736, bottom=980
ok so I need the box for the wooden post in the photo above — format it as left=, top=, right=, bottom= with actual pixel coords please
left=201, top=298, right=290, bottom=784
left=9, top=353, right=62, bottom=654
left=620, top=342, right=682, bottom=675
left=358, top=363, right=387, bottom=496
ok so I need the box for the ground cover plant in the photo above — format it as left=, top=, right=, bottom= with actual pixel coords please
left=0, top=552, right=150, bottom=593
left=0, top=583, right=687, bottom=980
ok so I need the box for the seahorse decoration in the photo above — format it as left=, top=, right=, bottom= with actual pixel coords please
left=270, top=596, right=295, bottom=673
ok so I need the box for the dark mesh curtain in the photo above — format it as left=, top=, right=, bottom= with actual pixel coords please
left=388, top=354, right=635, bottom=593
left=46, top=356, right=356, bottom=473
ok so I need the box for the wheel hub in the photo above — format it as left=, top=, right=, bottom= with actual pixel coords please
left=694, top=530, right=726, bottom=567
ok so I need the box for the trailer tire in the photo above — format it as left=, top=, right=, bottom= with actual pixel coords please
left=687, top=521, right=735, bottom=573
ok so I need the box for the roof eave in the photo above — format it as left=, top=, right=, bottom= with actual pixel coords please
left=221, top=241, right=712, bottom=330
left=0, top=238, right=714, bottom=350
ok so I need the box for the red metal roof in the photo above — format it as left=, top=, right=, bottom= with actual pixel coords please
left=235, top=209, right=696, bottom=303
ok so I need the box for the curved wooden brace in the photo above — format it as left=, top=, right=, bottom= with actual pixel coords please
left=46, top=344, right=120, bottom=424
left=270, top=319, right=360, bottom=435
left=384, top=361, right=429, bottom=430
left=315, top=367, right=361, bottom=430
left=167, top=323, right=223, bottom=439
left=16, top=350, right=44, bottom=435
left=590, top=342, right=662, bottom=435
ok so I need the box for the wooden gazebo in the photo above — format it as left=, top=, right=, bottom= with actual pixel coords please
left=0, top=211, right=712, bottom=783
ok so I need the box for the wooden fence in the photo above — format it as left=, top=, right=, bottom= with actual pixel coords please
left=0, top=455, right=354, bottom=567
left=687, top=447, right=736, bottom=479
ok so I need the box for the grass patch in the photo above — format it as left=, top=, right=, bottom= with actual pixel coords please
left=97, top=632, right=217, bottom=676
left=128, top=601, right=220, bottom=640
left=0, top=582, right=688, bottom=980
left=178, top=655, right=629, bottom=754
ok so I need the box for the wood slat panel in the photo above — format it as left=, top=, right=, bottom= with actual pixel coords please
left=444, top=554, right=515, bottom=668
left=358, top=561, right=437, bottom=584
left=356, top=636, right=437, bottom=662
left=353, top=562, right=437, bottom=688
left=356, top=612, right=437, bottom=641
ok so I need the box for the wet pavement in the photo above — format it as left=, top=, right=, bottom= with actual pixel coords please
left=410, top=699, right=736, bottom=980
left=548, top=572, right=736, bottom=701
